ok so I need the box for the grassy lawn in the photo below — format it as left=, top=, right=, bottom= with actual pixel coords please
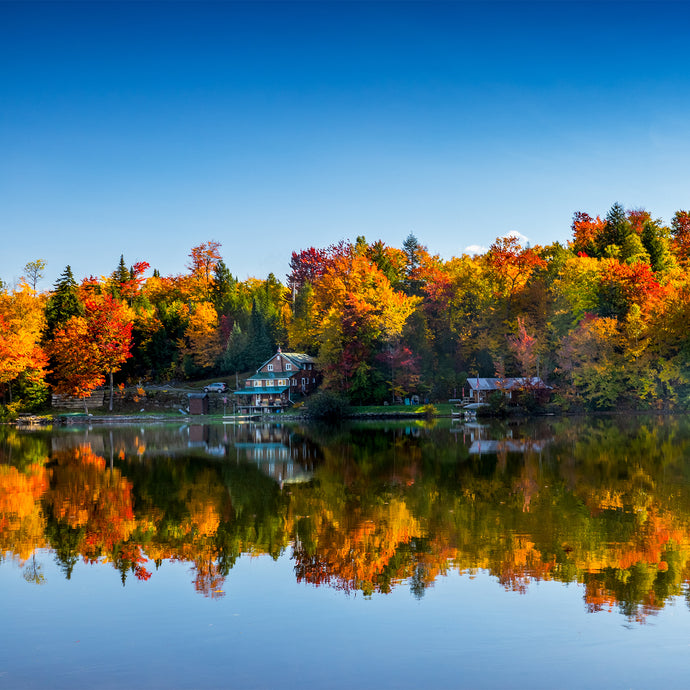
left=349, top=402, right=454, bottom=415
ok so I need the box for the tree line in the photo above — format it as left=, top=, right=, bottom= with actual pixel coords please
left=2, top=203, right=690, bottom=416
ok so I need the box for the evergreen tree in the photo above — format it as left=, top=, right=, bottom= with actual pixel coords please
left=45, top=265, right=83, bottom=335
left=220, top=322, right=250, bottom=375
left=210, top=259, right=235, bottom=315
left=115, top=254, right=130, bottom=284
left=600, top=203, right=630, bottom=254
left=247, top=299, right=273, bottom=368
left=641, top=220, right=673, bottom=272
left=402, top=233, right=424, bottom=295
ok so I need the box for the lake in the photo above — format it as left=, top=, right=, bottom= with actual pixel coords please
left=2, top=415, right=690, bottom=689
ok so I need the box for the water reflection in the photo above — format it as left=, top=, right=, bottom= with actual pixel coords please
left=2, top=416, right=690, bottom=621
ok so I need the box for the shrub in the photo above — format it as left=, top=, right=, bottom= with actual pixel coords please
left=303, top=390, right=351, bottom=421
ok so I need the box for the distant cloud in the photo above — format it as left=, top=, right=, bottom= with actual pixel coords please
left=503, top=230, right=530, bottom=247
left=464, top=244, right=487, bottom=256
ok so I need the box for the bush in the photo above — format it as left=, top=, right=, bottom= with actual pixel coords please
left=419, top=403, right=438, bottom=419
left=303, top=390, right=351, bottom=421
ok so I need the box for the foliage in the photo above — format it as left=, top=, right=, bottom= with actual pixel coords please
left=0, top=281, right=48, bottom=408
left=7, top=202, right=690, bottom=413
left=303, top=389, right=352, bottom=420
left=49, top=295, right=133, bottom=411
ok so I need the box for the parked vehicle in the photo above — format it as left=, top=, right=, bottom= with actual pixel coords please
left=203, top=382, right=227, bottom=393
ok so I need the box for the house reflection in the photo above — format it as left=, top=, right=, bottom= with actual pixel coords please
left=230, top=423, right=317, bottom=487
left=452, top=420, right=552, bottom=456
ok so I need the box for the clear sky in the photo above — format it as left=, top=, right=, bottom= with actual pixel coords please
left=2, top=0, right=690, bottom=288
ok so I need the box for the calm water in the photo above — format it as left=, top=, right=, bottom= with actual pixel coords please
left=3, top=415, right=690, bottom=689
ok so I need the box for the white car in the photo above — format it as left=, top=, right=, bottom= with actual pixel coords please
left=203, top=382, right=227, bottom=393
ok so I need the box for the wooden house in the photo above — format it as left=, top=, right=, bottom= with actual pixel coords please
left=233, top=348, right=319, bottom=413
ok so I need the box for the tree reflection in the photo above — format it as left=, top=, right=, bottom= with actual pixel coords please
left=4, top=416, right=690, bottom=620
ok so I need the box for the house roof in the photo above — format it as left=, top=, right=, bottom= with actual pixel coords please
left=245, top=371, right=294, bottom=382
left=255, top=350, right=316, bottom=373
left=467, top=377, right=549, bottom=391
left=281, top=352, right=315, bottom=366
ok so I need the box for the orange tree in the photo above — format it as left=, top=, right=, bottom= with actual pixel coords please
left=50, top=295, right=133, bottom=412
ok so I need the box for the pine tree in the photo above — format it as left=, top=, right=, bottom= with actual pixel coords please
left=45, top=265, right=83, bottom=335
left=600, top=203, right=630, bottom=255
left=402, top=233, right=423, bottom=295
left=210, top=259, right=235, bottom=315
left=247, top=299, right=273, bottom=369
left=115, top=254, right=130, bottom=284
left=220, top=322, right=249, bottom=375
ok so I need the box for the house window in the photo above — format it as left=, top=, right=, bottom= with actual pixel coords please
left=292, top=379, right=296, bottom=386
left=285, top=363, right=291, bottom=370
left=301, top=378, right=306, bottom=386
left=267, top=364, right=273, bottom=371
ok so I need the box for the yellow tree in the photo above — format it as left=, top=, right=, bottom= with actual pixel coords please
left=0, top=281, right=48, bottom=405
left=312, top=252, right=419, bottom=395
left=179, top=301, right=223, bottom=369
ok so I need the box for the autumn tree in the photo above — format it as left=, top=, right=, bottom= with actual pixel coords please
left=557, top=316, right=625, bottom=409
left=0, top=281, right=48, bottom=408
left=671, top=210, right=690, bottom=260
left=187, top=241, right=222, bottom=299
left=508, top=317, right=538, bottom=378
left=179, top=301, right=223, bottom=372
left=311, top=251, right=419, bottom=399
left=50, top=296, right=133, bottom=412
left=287, top=246, right=330, bottom=293
left=485, top=235, right=546, bottom=301
left=86, top=296, right=134, bottom=410
left=571, top=212, right=606, bottom=257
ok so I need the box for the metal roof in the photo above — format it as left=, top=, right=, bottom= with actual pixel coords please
left=281, top=352, right=315, bottom=366
left=467, top=377, right=548, bottom=391
left=246, top=371, right=294, bottom=381
left=255, top=350, right=316, bottom=374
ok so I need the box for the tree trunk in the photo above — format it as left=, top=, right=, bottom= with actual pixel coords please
left=109, top=369, right=114, bottom=411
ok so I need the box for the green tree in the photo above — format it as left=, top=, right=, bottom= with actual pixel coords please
left=210, top=260, right=236, bottom=315
left=45, top=265, right=83, bottom=336
left=220, top=322, right=249, bottom=378
left=600, top=203, right=630, bottom=255
left=247, top=300, right=274, bottom=369
left=641, top=220, right=674, bottom=272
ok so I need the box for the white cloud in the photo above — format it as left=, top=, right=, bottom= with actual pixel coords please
left=464, top=244, right=487, bottom=256
left=502, top=230, right=530, bottom=247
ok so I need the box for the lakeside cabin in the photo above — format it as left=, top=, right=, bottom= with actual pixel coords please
left=463, top=377, right=551, bottom=405
left=234, top=348, right=320, bottom=414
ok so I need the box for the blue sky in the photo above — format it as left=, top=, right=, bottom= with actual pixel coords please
left=2, top=1, right=690, bottom=288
